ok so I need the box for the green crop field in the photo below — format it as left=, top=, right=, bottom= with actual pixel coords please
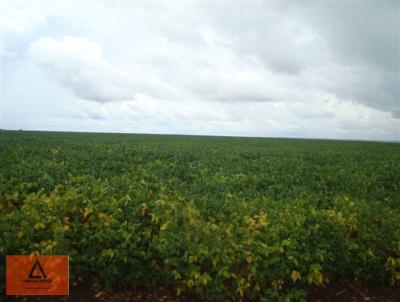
left=1, top=130, right=399, bottom=301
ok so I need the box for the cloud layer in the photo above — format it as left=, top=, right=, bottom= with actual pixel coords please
left=1, top=0, right=399, bottom=140
left=27, top=36, right=137, bottom=102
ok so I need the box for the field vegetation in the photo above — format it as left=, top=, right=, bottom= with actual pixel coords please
left=1, top=131, right=399, bottom=301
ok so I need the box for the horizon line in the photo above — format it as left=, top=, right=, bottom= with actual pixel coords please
left=1, top=128, right=399, bottom=144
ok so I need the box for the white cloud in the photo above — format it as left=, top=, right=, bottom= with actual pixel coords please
left=27, top=36, right=136, bottom=102
left=0, top=2, right=47, bottom=34
left=1, top=0, right=399, bottom=140
left=49, top=94, right=397, bottom=141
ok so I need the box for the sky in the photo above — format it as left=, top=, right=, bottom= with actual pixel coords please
left=0, top=0, right=399, bottom=140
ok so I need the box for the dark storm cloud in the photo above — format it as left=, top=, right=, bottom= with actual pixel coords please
left=294, top=1, right=399, bottom=116
left=199, top=2, right=307, bottom=75
left=307, top=1, right=398, bottom=72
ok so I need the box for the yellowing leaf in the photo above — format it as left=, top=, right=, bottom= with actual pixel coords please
left=83, top=207, right=93, bottom=218
left=33, top=222, right=45, bottom=230
left=140, top=203, right=147, bottom=216
left=160, top=222, right=170, bottom=230
left=187, top=279, right=194, bottom=287
left=291, top=270, right=301, bottom=282
left=317, top=272, right=324, bottom=284
left=172, top=270, right=181, bottom=280
left=98, top=212, right=108, bottom=219
left=95, top=291, right=105, bottom=298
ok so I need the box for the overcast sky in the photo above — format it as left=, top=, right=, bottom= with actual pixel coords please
left=1, top=0, right=399, bottom=140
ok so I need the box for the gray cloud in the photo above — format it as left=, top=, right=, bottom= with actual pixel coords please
left=1, top=0, right=399, bottom=140
left=307, top=2, right=398, bottom=72
left=294, top=1, right=400, bottom=115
